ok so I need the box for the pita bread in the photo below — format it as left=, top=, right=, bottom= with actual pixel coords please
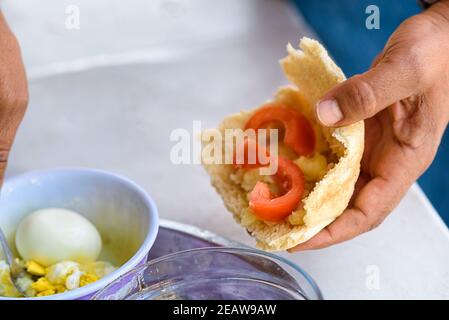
left=203, top=38, right=364, bottom=251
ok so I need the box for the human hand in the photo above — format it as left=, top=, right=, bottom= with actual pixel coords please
left=0, top=12, right=28, bottom=185
left=290, top=1, right=449, bottom=251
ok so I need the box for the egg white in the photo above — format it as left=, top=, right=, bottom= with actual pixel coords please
left=15, top=208, right=102, bottom=267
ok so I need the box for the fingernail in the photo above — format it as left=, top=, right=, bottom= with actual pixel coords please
left=316, top=99, right=343, bottom=125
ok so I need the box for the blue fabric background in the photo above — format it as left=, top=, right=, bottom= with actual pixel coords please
left=292, top=0, right=449, bottom=224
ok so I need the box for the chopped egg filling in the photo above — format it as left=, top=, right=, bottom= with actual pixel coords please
left=294, top=153, right=328, bottom=182
left=231, top=141, right=332, bottom=226
left=0, top=259, right=115, bottom=297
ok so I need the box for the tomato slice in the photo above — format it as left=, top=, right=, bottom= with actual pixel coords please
left=231, top=104, right=311, bottom=221
left=245, top=104, right=315, bottom=156
left=248, top=157, right=305, bottom=221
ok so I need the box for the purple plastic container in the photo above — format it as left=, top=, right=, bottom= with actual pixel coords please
left=93, top=247, right=323, bottom=300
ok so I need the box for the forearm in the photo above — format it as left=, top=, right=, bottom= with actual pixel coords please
left=0, top=10, right=28, bottom=180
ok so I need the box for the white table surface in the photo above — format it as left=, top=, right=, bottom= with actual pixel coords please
left=3, top=0, right=449, bottom=299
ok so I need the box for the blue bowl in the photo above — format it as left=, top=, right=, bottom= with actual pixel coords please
left=0, top=168, right=159, bottom=300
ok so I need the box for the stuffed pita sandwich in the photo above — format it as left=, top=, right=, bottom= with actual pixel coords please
left=203, top=38, right=364, bottom=251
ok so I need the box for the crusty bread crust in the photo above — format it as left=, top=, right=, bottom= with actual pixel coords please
left=203, top=38, right=364, bottom=251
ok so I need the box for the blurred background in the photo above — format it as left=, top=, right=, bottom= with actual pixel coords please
left=1, top=0, right=447, bottom=226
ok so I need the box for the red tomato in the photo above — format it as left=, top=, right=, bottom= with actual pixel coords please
left=245, top=104, right=315, bottom=156
left=231, top=103, right=312, bottom=221
left=248, top=157, right=305, bottom=221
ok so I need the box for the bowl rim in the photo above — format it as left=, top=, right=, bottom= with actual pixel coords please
left=0, top=167, right=159, bottom=300
left=92, top=246, right=323, bottom=300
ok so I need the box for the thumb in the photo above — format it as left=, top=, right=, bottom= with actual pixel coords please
left=315, top=60, right=419, bottom=126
